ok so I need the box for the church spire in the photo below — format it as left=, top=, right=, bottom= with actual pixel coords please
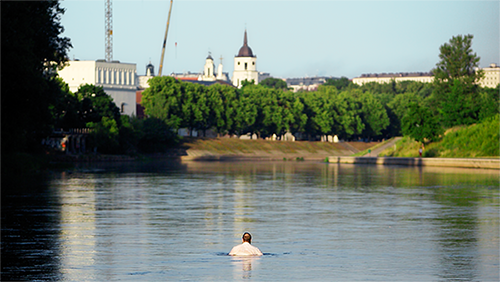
left=237, top=29, right=254, bottom=57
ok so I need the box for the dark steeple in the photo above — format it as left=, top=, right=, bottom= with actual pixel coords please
left=237, top=30, right=255, bottom=57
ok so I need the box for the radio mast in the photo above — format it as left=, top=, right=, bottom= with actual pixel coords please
left=105, top=0, right=113, bottom=62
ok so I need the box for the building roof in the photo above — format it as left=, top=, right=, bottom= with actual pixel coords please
left=359, top=72, right=432, bottom=78
left=236, top=30, right=255, bottom=57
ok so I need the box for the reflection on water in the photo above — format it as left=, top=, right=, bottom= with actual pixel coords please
left=231, top=256, right=261, bottom=280
left=1, top=175, right=63, bottom=281
left=1, top=161, right=498, bottom=281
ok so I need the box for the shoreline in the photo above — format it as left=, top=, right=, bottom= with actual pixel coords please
left=48, top=153, right=500, bottom=170
left=328, top=156, right=500, bottom=170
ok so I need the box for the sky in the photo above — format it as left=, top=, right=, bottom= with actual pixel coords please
left=60, top=0, right=499, bottom=78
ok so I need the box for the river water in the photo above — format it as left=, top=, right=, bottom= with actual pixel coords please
left=2, top=161, right=499, bottom=281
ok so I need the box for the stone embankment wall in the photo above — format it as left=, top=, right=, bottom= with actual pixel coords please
left=329, top=157, right=500, bottom=169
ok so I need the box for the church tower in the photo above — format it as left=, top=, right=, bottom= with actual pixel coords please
left=232, top=30, right=258, bottom=88
left=199, top=53, right=216, bottom=81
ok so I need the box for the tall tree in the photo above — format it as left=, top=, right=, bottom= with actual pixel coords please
left=2, top=1, right=72, bottom=153
left=431, top=34, right=483, bottom=126
left=432, top=34, right=483, bottom=90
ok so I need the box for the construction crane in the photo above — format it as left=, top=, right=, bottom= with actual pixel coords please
left=105, top=0, right=113, bottom=62
left=158, top=0, right=173, bottom=76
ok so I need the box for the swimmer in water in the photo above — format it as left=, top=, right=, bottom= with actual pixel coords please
left=229, top=232, right=263, bottom=256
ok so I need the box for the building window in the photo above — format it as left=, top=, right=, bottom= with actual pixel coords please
left=252, top=62, right=255, bottom=65
left=121, top=103, right=125, bottom=113
left=245, top=62, right=248, bottom=70
left=238, top=62, right=240, bottom=65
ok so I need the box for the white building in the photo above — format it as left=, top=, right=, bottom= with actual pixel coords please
left=352, top=64, right=499, bottom=88
left=138, top=62, right=155, bottom=89
left=232, top=30, right=259, bottom=88
left=478, top=63, right=500, bottom=88
left=352, top=72, right=433, bottom=85
left=199, top=54, right=216, bottom=81
left=285, top=76, right=335, bottom=92
left=58, top=60, right=138, bottom=116
left=167, top=54, right=230, bottom=84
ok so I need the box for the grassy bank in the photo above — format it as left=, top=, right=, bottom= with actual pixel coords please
left=380, top=115, right=500, bottom=158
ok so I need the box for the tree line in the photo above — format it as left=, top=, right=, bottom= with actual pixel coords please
left=142, top=77, right=391, bottom=141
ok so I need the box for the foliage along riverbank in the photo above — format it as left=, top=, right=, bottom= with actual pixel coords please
left=379, top=114, right=499, bottom=158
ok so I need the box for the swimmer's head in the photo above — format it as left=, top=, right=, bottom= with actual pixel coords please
left=242, top=232, right=252, bottom=243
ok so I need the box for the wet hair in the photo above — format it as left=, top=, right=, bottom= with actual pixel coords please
left=242, top=232, right=252, bottom=243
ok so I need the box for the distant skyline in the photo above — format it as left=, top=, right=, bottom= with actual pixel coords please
left=60, top=0, right=499, bottom=78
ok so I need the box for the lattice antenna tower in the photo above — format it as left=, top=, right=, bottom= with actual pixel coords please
left=105, top=0, right=113, bottom=62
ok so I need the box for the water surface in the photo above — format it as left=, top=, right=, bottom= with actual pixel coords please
left=2, top=161, right=499, bottom=281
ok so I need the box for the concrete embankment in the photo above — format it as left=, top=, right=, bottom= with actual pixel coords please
left=328, top=156, right=500, bottom=169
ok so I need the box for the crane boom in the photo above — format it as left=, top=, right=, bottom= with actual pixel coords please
left=158, top=0, right=173, bottom=76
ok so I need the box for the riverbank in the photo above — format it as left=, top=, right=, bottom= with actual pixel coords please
left=329, top=156, right=500, bottom=169
left=175, top=137, right=378, bottom=161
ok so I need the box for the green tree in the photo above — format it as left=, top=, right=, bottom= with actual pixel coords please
left=302, top=86, right=337, bottom=140
left=76, top=84, right=121, bottom=126
left=386, top=92, right=422, bottom=136
left=357, top=92, right=390, bottom=140
left=478, top=85, right=500, bottom=121
left=241, top=79, right=256, bottom=88
left=233, top=85, right=259, bottom=137
left=52, top=77, right=82, bottom=129
left=335, top=91, right=364, bottom=139
left=288, top=95, right=308, bottom=136
left=439, top=79, right=479, bottom=127
left=141, top=76, right=184, bottom=130
left=87, top=117, right=120, bottom=154
left=324, top=77, right=351, bottom=91
left=182, top=82, right=201, bottom=136
left=260, top=77, right=288, bottom=90
left=2, top=1, right=72, bottom=153
left=73, top=84, right=122, bottom=154
left=432, top=34, right=483, bottom=90
left=402, top=103, right=443, bottom=143
left=360, top=80, right=397, bottom=96
left=431, top=34, right=483, bottom=126
left=195, top=84, right=226, bottom=137
left=136, top=117, right=178, bottom=153
left=214, top=84, right=239, bottom=136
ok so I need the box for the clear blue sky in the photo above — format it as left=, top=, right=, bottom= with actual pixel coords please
left=60, top=0, right=499, bottom=78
